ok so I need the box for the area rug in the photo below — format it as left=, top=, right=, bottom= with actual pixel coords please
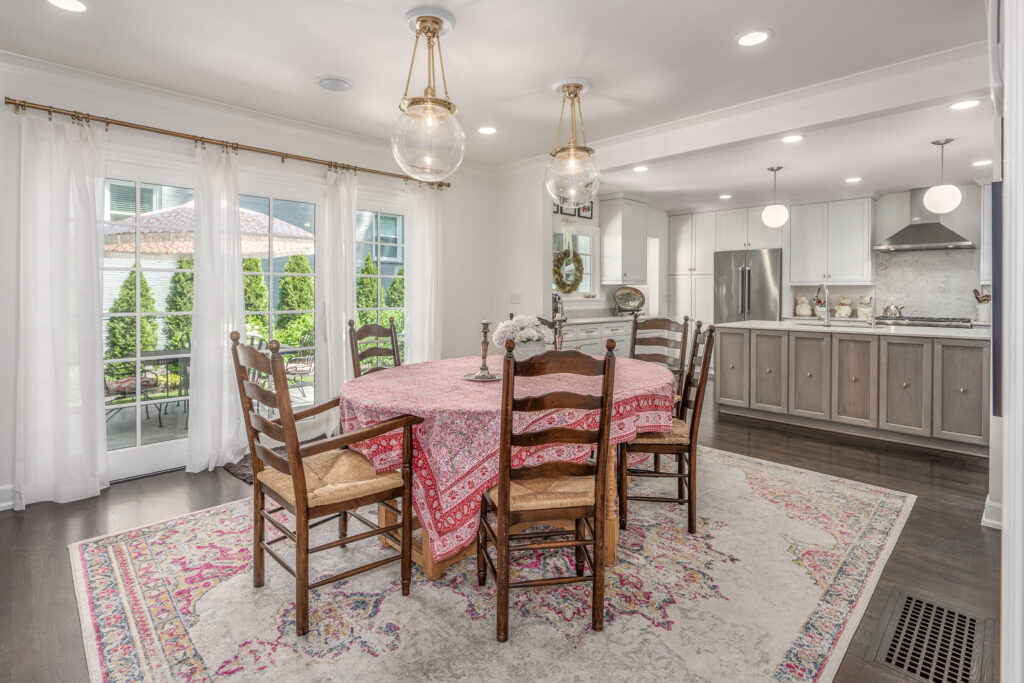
left=69, top=447, right=914, bottom=682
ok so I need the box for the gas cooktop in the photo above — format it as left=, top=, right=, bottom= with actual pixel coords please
left=874, top=316, right=973, bottom=328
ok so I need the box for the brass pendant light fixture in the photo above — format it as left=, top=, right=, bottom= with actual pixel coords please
left=391, top=8, right=465, bottom=182
left=544, top=79, right=600, bottom=209
left=923, top=139, right=962, bottom=214
left=761, top=166, right=789, bottom=228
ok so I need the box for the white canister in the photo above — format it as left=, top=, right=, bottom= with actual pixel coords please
left=977, top=302, right=992, bottom=323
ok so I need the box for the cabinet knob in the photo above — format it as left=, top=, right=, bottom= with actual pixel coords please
left=902, top=382, right=908, bottom=389
left=851, top=376, right=857, bottom=383
left=807, top=371, right=812, bottom=378
left=766, top=368, right=772, bottom=374
left=959, top=387, right=966, bottom=394
left=729, top=363, right=735, bottom=369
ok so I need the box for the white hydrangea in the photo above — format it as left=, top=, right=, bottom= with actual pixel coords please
left=492, top=315, right=555, bottom=348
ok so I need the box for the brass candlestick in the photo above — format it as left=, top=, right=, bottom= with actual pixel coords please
left=463, top=320, right=500, bottom=381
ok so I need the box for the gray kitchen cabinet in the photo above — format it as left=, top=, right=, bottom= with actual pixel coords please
left=879, top=337, right=932, bottom=437
left=932, top=339, right=990, bottom=445
left=788, top=331, right=830, bottom=420
left=831, top=334, right=878, bottom=427
left=750, top=330, right=788, bottom=413
left=715, top=328, right=749, bottom=407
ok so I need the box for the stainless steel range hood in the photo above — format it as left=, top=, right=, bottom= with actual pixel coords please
left=873, top=188, right=975, bottom=252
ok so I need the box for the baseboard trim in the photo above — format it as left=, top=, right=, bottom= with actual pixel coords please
left=0, top=484, right=12, bottom=512
left=982, top=496, right=1002, bottom=530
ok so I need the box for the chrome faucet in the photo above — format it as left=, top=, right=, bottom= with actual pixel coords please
left=814, top=283, right=831, bottom=327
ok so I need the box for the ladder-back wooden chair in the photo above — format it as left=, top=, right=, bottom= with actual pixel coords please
left=348, top=318, right=401, bottom=378
left=630, top=314, right=689, bottom=419
left=477, top=338, right=616, bottom=642
left=618, top=323, right=715, bottom=533
left=507, top=312, right=565, bottom=350
left=230, top=331, right=422, bottom=636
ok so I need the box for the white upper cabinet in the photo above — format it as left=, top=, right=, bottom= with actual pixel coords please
left=693, top=212, right=716, bottom=274
left=789, top=203, right=828, bottom=284
left=669, top=212, right=716, bottom=275
left=826, top=198, right=874, bottom=284
left=747, top=205, right=785, bottom=249
left=980, top=181, right=992, bottom=285
left=600, top=195, right=647, bottom=285
left=716, top=209, right=748, bottom=251
left=789, top=198, right=875, bottom=285
left=668, top=214, right=693, bottom=275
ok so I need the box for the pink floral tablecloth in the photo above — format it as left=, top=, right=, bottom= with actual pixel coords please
left=339, top=355, right=675, bottom=561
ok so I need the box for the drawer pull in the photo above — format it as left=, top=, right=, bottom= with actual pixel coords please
left=806, top=372, right=812, bottom=378
left=851, top=376, right=857, bottom=383
left=959, top=387, right=966, bottom=394
left=902, top=382, right=908, bottom=389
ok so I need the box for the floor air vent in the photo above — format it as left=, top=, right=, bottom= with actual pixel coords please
left=867, top=589, right=994, bottom=683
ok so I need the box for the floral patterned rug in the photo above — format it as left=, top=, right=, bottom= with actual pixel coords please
left=69, top=447, right=914, bottom=682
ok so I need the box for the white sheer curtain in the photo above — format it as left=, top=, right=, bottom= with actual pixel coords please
left=316, top=169, right=357, bottom=397
left=186, top=145, right=246, bottom=472
left=405, top=183, right=443, bottom=363
left=15, top=117, right=108, bottom=509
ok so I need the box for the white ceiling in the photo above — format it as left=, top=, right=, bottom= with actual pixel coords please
left=600, top=99, right=998, bottom=212
left=0, top=0, right=987, bottom=166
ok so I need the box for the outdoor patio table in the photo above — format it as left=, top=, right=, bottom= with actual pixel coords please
left=338, top=354, right=675, bottom=570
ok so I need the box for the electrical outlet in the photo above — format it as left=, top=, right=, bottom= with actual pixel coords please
left=510, top=292, right=522, bottom=305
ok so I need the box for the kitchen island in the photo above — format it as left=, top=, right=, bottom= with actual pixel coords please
left=713, top=320, right=991, bottom=456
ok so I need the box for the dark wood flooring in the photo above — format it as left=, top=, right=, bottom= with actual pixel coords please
left=0, top=406, right=1000, bottom=682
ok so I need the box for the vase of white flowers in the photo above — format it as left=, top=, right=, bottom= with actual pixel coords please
left=492, top=315, right=554, bottom=361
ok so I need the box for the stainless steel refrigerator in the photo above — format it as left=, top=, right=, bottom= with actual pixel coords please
left=713, top=248, right=782, bottom=323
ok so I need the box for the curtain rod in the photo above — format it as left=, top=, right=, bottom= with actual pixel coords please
left=4, top=97, right=451, bottom=189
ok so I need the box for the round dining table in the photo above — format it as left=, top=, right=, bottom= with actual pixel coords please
left=338, top=354, right=675, bottom=574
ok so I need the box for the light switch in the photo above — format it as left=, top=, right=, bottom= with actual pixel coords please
left=510, top=292, right=522, bottom=305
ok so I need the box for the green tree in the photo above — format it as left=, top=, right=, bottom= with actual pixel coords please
left=276, top=255, right=314, bottom=344
left=106, top=268, right=158, bottom=374
left=164, top=258, right=194, bottom=344
left=382, top=266, right=405, bottom=334
left=355, top=252, right=379, bottom=327
left=243, top=257, right=270, bottom=339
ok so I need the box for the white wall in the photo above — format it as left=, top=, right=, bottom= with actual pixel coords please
left=0, top=54, right=496, bottom=508
left=490, top=161, right=549, bottom=323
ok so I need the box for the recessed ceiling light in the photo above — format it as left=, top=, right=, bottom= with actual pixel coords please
left=633, top=166, right=649, bottom=172
left=972, top=159, right=993, bottom=167
left=781, top=134, right=803, bottom=143
left=736, top=30, right=772, bottom=47
left=719, top=194, right=733, bottom=200
left=845, top=177, right=862, bottom=183
left=316, top=75, right=354, bottom=92
left=478, top=126, right=497, bottom=135
left=949, top=99, right=980, bottom=111
left=47, top=0, right=87, bottom=11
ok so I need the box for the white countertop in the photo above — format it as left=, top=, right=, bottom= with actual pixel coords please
left=714, top=319, right=991, bottom=340
left=562, top=315, right=641, bottom=325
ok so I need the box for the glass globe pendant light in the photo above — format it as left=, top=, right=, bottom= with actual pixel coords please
left=761, top=166, right=789, bottom=228
left=391, top=10, right=465, bottom=182
left=923, top=139, right=962, bottom=214
left=545, top=81, right=600, bottom=209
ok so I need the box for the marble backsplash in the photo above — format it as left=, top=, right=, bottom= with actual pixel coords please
left=872, top=249, right=982, bottom=318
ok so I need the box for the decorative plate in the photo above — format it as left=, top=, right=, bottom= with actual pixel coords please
left=613, top=286, right=646, bottom=312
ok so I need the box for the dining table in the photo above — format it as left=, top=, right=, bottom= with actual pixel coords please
left=338, top=353, right=675, bottom=577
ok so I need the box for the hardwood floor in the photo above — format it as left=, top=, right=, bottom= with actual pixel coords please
left=0, top=406, right=1000, bottom=681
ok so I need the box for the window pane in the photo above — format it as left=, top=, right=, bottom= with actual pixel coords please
left=246, top=315, right=269, bottom=341
left=105, top=180, right=135, bottom=222
left=139, top=357, right=185, bottom=400
left=356, top=309, right=378, bottom=328
left=139, top=184, right=194, bottom=224
left=103, top=316, right=136, bottom=360
left=379, top=214, right=404, bottom=244
left=356, top=211, right=376, bottom=242
left=356, top=276, right=378, bottom=309
left=104, top=362, right=137, bottom=403
left=240, top=195, right=270, bottom=215
left=273, top=253, right=314, bottom=274
left=103, top=222, right=135, bottom=268
left=243, top=274, right=270, bottom=311
left=104, top=271, right=136, bottom=313
left=273, top=313, right=314, bottom=348
left=275, top=275, right=314, bottom=312
left=380, top=277, right=404, bottom=308
left=106, top=406, right=136, bottom=450
left=576, top=235, right=591, bottom=255
left=141, top=400, right=188, bottom=444
left=152, top=316, right=192, bottom=351
left=242, top=255, right=266, bottom=273
left=553, top=233, right=565, bottom=251
left=273, top=199, right=315, bottom=236
left=284, top=349, right=315, bottom=407
left=356, top=244, right=377, bottom=274
left=381, top=309, right=405, bottom=334
left=142, top=270, right=192, bottom=313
